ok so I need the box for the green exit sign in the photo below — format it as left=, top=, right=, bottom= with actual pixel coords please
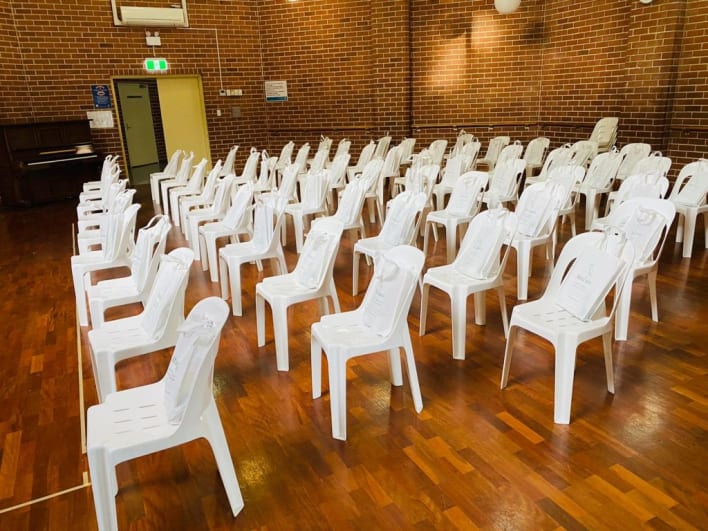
left=144, top=58, right=168, bottom=72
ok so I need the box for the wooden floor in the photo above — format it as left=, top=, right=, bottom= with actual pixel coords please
left=0, top=186, right=706, bottom=530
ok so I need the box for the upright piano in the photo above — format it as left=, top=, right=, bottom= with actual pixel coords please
left=0, top=120, right=102, bottom=207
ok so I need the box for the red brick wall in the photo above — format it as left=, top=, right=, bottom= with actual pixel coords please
left=0, top=0, right=704, bottom=182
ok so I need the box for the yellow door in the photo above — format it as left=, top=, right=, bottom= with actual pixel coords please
left=117, top=81, right=159, bottom=167
left=156, top=76, right=211, bottom=167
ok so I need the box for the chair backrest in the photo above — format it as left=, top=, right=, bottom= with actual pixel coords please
left=239, top=149, right=261, bottom=183
left=488, top=158, right=526, bottom=200
left=445, top=170, right=489, bottom=217
left=604, top=198, right=676, bottom=265
left=131, top=215, right=171, bottom=292
left=669, top=159, right=708, bottom=206
left=332, top=139, right=351, bottom=160
left=570, top=140, right=598, bottom=168
left=449, top=130, right=474, bottom=158
left=632, top=152, right=672, bottom=179
left=354, top=141, right=376, bottom=169
left=184, top=158, right=209, bottom=193
left=107, top=187, right=135, bottom=216
left=497, top=141, right=524, bottom=166
left=222, top=182, right=254, bottom=230
left=523, top=137, right=550, bottom=167
left=380, top=145, right=402, bottom=178
left=139, top=247, right=193, bottom=340
left=162, top=297, right=229, bottom=426
left=373, top=135, right=392, bottom=160
left=257, top=153, right=277, bottom=190
left=547, top=231, right=634, bottom=322
left=398, top=137, right=416, bottom=162
left=326, top=153, right=351, bottom=190
left=278, top=163, right=301, bottom=202
left=454, top=208, right=518, bottom=279
left=294, top=143, right=311, bottom=170
left=276, top=141, right=295, bottom=170
left=251, top=195, right=286, bottom=251
left=439, top=155, right=465, bottom=187
left=379, top=190, right=427, bottom=246
left=317, top=135, right=333, bottom=156
left=613, top=173, right=670, bottom=208
left=359, top=158, right=385, bottom=194
left=617, top=143, right=652, bottom=179
left=101, top=180, right=128, bottom=213
left=300, top=170, right=329, bottom=210
left=220, top=145, right=238, bottom=176
left=461, top=139, right=482, bottom=168
left=102, top=203, right=141, bottom=261
left=292, top=218, right=344, bottom=290
left=582, top=149, right=623, bottom=191
left=547, top=164, right=586, bottom=209
left=360, top=245, right=425, bottom=338
left=334, top=178, right=368, bottom=226
left=196, top=160, right=223, bottom=202
left=173, top=152, right=195, bottom=184
left=163, top=149, right=183, bottom=176
left=309, top=148, right=329, bottom=173
left=515, top=181, right=566, bottom=238
left=209, top=174, right=235, bottom=217
left=428, top=139, right=448, bottom=167
left=481, top=136, right=510, bottom=164
left=589, top=117, right=619, bottom=151
left=536, top=145, right=573, bottom=182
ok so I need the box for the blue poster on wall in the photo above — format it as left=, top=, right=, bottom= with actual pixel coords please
left=91, top=85, right=112, bottom=108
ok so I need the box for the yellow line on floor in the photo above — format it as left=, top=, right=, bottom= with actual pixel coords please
left=0, top=481, right=91, bottom=514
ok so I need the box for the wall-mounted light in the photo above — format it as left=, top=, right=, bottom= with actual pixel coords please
left=495, top=0, right=521, bottom=15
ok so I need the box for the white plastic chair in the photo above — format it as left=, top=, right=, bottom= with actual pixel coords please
left=254, top=151, right=277, bottom=195
left=461, top=138, right=482, bottom=169
left=397, top=137, right=417, bottom=165
left=577, top=149, right=624, bottom=230
left=87, top=215, right=171, bottom=328
left=159, top=152, right=194, bottom=212
left=523, top=137, right=550, bottom=179
left=220, top=145, right=239, bottom=176
left=168, top=158, right=209, bottom=227
left=427, top=139, right=448, bottom=169
left=199, top=182, right=254, bottom=283
left=365, top=145, right=401, bottom=225
left=72, top=204, right=141, bottom=326
left=600, top=198, right=676, bottom=340
left=78, top=164, right=121, bottom=212
left=420, top=209, right=518, bottom=359
left=569, top=140, right=598, bottom=169
left=500, top=231, right=635, bottom=424
left=482, top=158, right=527, bottom=208
left=177, top=160, right=223, bottom=233
left=326, top=139, right=351, bottom=169
left=84, top=154, right=118, bottom=193
left=632, top=151, right=672, bottom=180
left=87, top=247, right=194, bottom=401
left=311, top=245, right=425, bottom=440
left=186, top=175, right=235, bottom=256
left=87, top=297, right=243, bottom=531
left=77, top=186, right=135, bottom=254
left=524, top=144, right=573, bottom=188
left=475, top=135, right=510, bottom=171
left=589, top=117, right=618, bottom=153
left=353, top=191, right=427, bottom=295
left=284, top=169, right=330, bottom=253
left=149, top=149, right=182, bottom=203
left=322, top=176, right=370, bottom=248
left=496, top=140, right=524, bottom=168
left=219, top=195, right=288, bottom=316
left=77, top=178, right=127, bottom=226
left=325, top=152, right=351, bottom=211
left=373, top=135, right=392, bottom=161
left=432, top=155, right=466, bottom=211
left=509, top=181, right=567, bottom=300
left=256, top=218, right=344, bottom=371
left=548, top=164, right=587, bottom=240
left=669, top=159, right=708, bottom=258
left=615, top=143, right=651, bottom=181
left=423, top=171, right=488, bottom=263
left=275, top=141, right=295, bottom=173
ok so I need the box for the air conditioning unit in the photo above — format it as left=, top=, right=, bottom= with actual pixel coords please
left=111, top=1, right=189, bottom=28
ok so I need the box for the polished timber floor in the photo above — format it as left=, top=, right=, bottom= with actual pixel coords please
left=0, top=186, right=706, bottom=530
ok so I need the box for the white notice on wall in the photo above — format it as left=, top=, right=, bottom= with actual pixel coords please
left=86, top=110, right=114, bottom=129
left=265, top=80, right=288, bottom=102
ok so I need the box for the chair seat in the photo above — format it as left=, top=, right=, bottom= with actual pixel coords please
left=88, top=315, right=152, bottom=353
left=510, top=300, right=612, bottom=344
left=87, top=276, right=140, bottom=302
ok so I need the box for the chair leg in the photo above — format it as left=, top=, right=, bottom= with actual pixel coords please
left=72, top=266, right=89, bottom=326
left=445, top=224, right=456, bottom=264
left=352, top=251, right=360, bottom=296
left=272, top=305, right=290, bottom=372
left=500, top=326, right=518, bottom=389
left=328, top=355, right=348, bottom=440
left=311, top=336, right=322, bottom=399
left=614, top=276, right=633, bottom=341
left=553, top=338, right=578, bottom=424
left=202, top=400, right=245, bottom=517
left=402, top=335, right=423, bottom=413
left=497, top=286, right=510, bottom=338
left=93, top=351, right=117, bottom=403
left=87, top=445, right=119, bottom=531
left=675, top=213, right=684, bottom=242
left=293, top=214, right=304, bottom=254
left=648, top=269, right=659, bottom=322
left=206, top=236, right=220, bottom=282
left=682, top=210, right=697, bottom=258
left=328, top=279, right=341, bottom=313
left=229, top=261, right=243, bottom=317
left=422, top=222, right=431, bottom=257
left=473, top=291, right=486, bottom=326
left=451, top=292, right=467, bottom=361
left=419, top=283, right=430, bottom=336
left=516, top=244, right=530, bottom=301
left=256, top=293, right=266, bottom=347
left=602, top=332, right=615, bottom=394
